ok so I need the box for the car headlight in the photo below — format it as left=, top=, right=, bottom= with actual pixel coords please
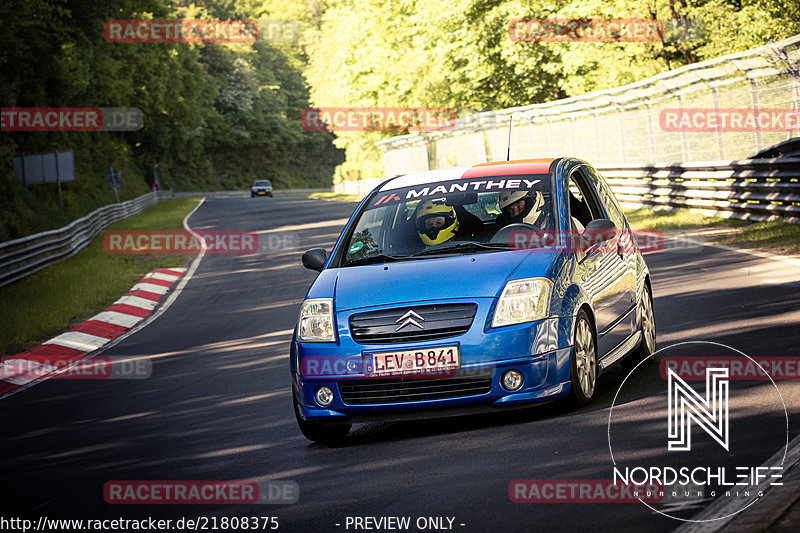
left=492, top=278, right=553, bottom=328
left=297, top=298, right=336, bottom=342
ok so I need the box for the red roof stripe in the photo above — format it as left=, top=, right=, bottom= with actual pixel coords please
left=460, top=158, right=556, bottom=179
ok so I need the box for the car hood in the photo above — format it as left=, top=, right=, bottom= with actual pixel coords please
left=307, top=250, right=566, bottom=312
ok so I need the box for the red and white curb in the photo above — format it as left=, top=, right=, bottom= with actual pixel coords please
left=0, top=267, right=187, bottom=398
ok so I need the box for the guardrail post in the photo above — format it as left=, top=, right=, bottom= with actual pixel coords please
left=749, top=77, right=764, bottom=152
left=710, top=83, right=726, bottom=160
left=615, top=104, right=626, bottom=164
left=644, top=99, right=656, bottom=162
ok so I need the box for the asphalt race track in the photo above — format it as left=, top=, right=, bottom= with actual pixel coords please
left=2, top=197, right=799, bottom=532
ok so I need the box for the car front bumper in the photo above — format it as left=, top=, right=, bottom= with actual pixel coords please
left=292, top=350, right=572, bottom=422
left=291, top=303, right=575, bottom=422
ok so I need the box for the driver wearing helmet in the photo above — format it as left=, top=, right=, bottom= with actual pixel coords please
left=415, top=199, right=460, bottom=246
left=491, top=190, right=549, bottom=233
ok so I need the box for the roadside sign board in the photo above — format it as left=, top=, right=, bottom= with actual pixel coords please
left=12, top=150, right=75, bottom=185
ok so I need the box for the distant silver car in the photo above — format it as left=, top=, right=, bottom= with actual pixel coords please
left=251, top=179, right=273, bottom=197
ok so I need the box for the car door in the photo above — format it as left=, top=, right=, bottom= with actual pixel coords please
left=569, top=168, right=634, bottom=357
left=586, top=165, right=638, bottom=340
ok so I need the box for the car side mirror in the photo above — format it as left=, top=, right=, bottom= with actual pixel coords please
left=582, top=219, right=617, bottom=246
left=302, top=248, right=328, bottom=272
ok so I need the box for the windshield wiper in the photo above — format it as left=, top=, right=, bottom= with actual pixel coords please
left=410, top=241, right=511, bottom=257
left=344, top=253, right=408, bottom=267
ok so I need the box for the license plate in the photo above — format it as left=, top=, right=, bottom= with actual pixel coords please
left=366, top=346, right=460, bottom=377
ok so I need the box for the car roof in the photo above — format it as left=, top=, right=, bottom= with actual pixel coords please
left=379, top=158, right=558, bottom=192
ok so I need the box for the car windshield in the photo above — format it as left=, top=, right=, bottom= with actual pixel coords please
left=340, top=174, right=555, bottom=266
left=254, top=180, right=271, bottom=187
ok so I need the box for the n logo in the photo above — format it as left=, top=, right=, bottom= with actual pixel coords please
left=667, top=367, right=729, bottom=451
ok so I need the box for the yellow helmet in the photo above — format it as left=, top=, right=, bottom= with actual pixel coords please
left=415, top=199, right=459, bottom=245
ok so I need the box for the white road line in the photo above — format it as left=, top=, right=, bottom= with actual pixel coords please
left=114, top=295, right=158, bottom=311
left=44, top=331, right=110, bottom=352
left=0, top=199, right=206, bottom=401
left=131, top=282, right=169, bottom=295
left=664, top=234, right=800, bottom=268
left=82, top=199, right=208, bottom=358
left=89, top=311, right=143, bottom=328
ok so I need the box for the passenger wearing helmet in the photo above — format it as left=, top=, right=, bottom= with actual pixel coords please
left=491, top=190, right=549, bottom=234
left=415, top=199, right=460, bottom=246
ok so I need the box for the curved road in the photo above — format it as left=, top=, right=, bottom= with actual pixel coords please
left=1, top=197, right=799, bottom=532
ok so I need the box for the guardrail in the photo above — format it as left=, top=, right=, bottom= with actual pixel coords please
left=166, top=188, right=329, bottom=198
left=0, top=187, right=333, bottom=288
left=597, top=157, right=800, bottom=224
left=332, top=179, right=383, bottom=197
left=334, top=158, right=800, bottom=224
left=0, top=192, right=160, bottom=288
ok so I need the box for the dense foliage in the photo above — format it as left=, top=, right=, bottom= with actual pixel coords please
left=305, top=0, right=800, bottom=183
left=1, top=0, right=797, bottom=239
left=0, top=0, right=342, bottom=240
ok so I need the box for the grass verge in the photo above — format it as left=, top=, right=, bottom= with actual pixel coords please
left=0, top=198, right=200, bottom=356
left=715, top=220, right=800, bottom=255
left=308, top=191, right=362, bottom=202
left=624, top=208, right=747, bottom=231
left=625, top=208, right=800, bottom=256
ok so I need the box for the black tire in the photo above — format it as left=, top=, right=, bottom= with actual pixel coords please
left=625, top=283, right=656, bottom=367
left=250, top=193, right=255, bottom=198
left=293, top=395, right=351, bottom=443
left=268, top=192, right=273, bottom=197
left=570, top=309, right=597, bottom=405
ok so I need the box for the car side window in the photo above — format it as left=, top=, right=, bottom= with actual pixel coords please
left=568, top=170, right=604, bottom=231
left=593, top=178, right=625, bottom=229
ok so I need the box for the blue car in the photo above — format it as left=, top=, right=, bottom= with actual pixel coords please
left=291, top=158, right=656, bottom=443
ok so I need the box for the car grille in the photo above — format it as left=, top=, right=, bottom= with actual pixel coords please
left=338, top=370, right=493, bottom=405
left=349, top=303, right=478, bottom=344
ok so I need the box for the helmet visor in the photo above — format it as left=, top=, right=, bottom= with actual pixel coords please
left=416, top=213, right=456, bottom=240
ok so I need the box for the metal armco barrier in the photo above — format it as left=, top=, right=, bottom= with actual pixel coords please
left=0, top=188, right=332, bottom=288
left=333, top=158, right=800, bottom=224
left=332, top=179, right=382, bottom=197
left=167, top=188, right=329, bottom=198
left=597, top=157, right=800, bottom=224
left=0, top=192, right=160, bottom=288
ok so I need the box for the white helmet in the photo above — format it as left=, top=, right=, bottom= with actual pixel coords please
left=498, top=191, right=528, bottom=210
left=498, top=191, right=545, bottom=223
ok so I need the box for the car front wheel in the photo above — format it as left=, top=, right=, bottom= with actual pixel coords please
left=293, top=395, right=351, bottom=444
left=570, top=309, right=597, bottom=405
